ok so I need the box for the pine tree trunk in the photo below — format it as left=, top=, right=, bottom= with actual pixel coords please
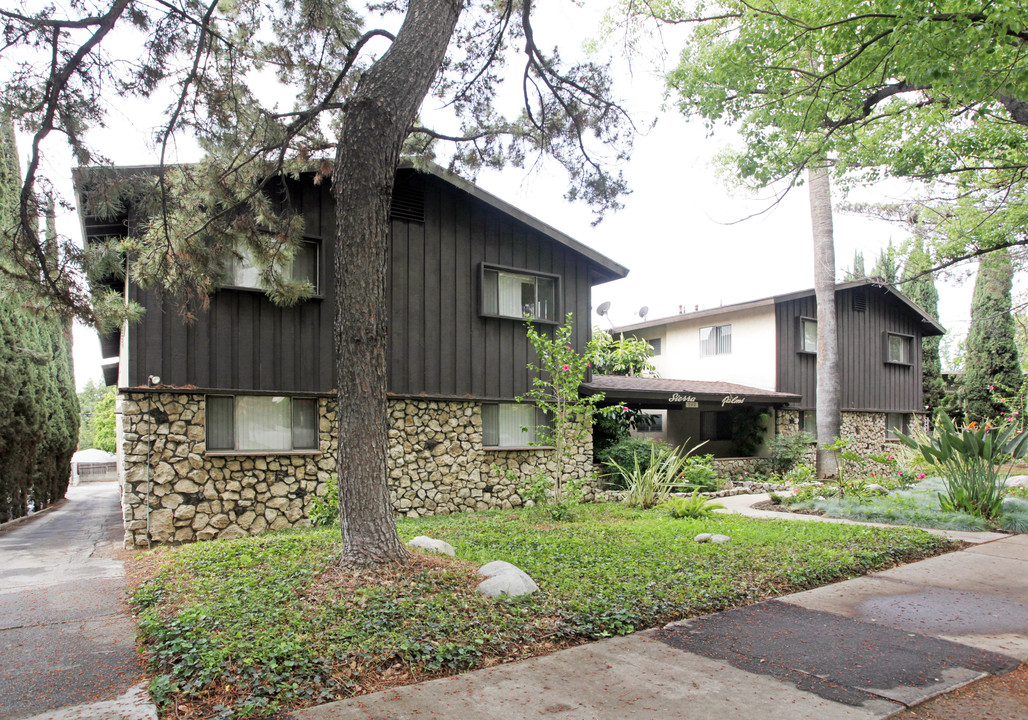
left=332, top=0, right=462, bottom=567
left=809, top=167, right=841, bottom=479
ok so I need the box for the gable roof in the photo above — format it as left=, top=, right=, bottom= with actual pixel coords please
left=613, top=278, right=945, bottom=336
left=72, top=161, right=630, bottom=285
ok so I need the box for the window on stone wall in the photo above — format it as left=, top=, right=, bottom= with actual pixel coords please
left=481, top=403, right=550, bottom=448
left=799, top=410, right=817, bottom=440
left=206, top=395, right=318, bottom=452
left=886, top=412, right=907, bottom=440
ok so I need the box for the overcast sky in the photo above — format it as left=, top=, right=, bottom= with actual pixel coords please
left=29, top=4, right=976, bottom=390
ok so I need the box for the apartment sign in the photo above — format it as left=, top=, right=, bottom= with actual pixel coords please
left=721, top=394, right=745, bottom=407
left=668, top=393, right=699, bottom=408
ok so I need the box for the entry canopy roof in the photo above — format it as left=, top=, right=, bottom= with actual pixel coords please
left=581, top=374, right=801, bottom=409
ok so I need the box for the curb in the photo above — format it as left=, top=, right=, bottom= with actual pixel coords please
left=0, top=496, right=69, bottom=536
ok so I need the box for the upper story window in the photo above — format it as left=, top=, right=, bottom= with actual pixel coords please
left=885, top=332, right=913, bottom=365
left=206, top=395, right=318, bottom=453
left=224, top=240, right=320, bottom=294
left=481, top=265, right=558, bottom=322
left=647, top=338, right=662, bottom=356
left=799, top=317, right=817, bottom=353
left=699, top=324, right=731, bottom=356
left=481, top=403, right=550, bottom=448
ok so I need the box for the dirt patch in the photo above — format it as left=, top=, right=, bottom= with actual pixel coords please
left=751, top=499, right=825, bottom=516
left=892, top=662, right=1028, bottom=719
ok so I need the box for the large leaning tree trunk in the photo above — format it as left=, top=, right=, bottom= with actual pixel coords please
left=809, top=167, right=841, bottom=479
left=333, top=0, right=462, bottom=567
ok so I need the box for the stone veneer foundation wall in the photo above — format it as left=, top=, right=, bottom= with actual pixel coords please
left=775, top=408, right=923, bottom=466
left=118, top=393, right=595, bottom=548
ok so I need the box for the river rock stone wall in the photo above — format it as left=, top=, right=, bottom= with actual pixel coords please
left=117, top=393, right=596, bottom=548
left=776, top=408, right=919, bottom=467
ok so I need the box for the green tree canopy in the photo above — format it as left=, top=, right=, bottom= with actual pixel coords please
left=644, top=0, right=1028, bottom=268
left=963, top=249, right=1022, bottom=423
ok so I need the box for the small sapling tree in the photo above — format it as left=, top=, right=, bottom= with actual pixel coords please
left=519, top=313, right=620, bottom=510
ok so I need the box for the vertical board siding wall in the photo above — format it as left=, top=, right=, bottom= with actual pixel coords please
left=775, top=287, right=925, bottom=413
left=388, top=173, right=591, bottom=400
left=126, top=170, right=593, bottom=401
left=127, top=178, right=335, bottom=392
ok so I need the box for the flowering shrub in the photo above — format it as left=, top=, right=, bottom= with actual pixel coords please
left=896, top=413, right=1028, bottom=519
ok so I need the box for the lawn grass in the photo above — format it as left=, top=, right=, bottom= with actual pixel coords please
left=129, top=502, right=955, bottom=719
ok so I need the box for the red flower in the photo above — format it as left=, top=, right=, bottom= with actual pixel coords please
left=562, top=364, right=570, bottom=371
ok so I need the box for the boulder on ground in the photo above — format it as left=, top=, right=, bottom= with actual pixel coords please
left=1005, top=475, right=1028, bottom=488
left=475, top=561, right=538, bottom=598
left=864, top=483, right=888, bottom=495
left=694, top=533, right=713, bottom=543
left=710, top=534, right=731, bottom=544
left=406, top=536, right=455, bottom=556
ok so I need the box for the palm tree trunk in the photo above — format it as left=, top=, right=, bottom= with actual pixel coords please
left=809, top=167, right=841, bottom=478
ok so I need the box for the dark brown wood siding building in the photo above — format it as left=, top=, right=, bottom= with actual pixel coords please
left=82, top=166, right=626, bottom=400
left=775, top=284, right=937, bottom=413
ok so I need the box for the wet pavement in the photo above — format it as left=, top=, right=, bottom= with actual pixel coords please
left=289, top=517, right=1027, bottom=720
left=0, top=482, right=155, bottom=720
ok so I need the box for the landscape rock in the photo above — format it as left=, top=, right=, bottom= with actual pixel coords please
left=710, top=534, right=731, bottom=544
left=864, top=484, right=888, bottom=495
left=1005, top=475, right=1028, bottom=488
left=475, top=562, right=538, bottom=598
left=1000, top=496, right=1028, bottom=513
left=694, top=533, right=713, bottom=543
left=407, top=535, right=455, bottom=556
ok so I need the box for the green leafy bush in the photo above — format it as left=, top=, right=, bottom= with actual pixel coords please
left=761, top=431, right=814, bottom=476
left=785, top=464, right=815, bottom=484
left=897, top=413, right=1028, bottom=519
left=662, top=492, right=725, bottom=519
left=597, top=438, right=670, bottom=489
left=307, top=476, right=339, bottom=527
left=678, top=453, right=722, bottom=492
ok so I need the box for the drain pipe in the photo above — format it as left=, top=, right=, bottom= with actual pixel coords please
left=145, top=375, right=161, bottom=549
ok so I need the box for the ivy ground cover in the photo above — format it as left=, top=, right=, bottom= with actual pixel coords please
left=130, top=503, right=954, bottom=719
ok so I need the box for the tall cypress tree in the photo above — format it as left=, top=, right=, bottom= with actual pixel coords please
left=0, top=117, right=77, bottom=522
left=842, top=250, right=866, bottom=281
left=870, top=240, right=900, bottom=283
left=963, top=248, right=1022, bottom=423
left=901, top=236, right=945, bottom=417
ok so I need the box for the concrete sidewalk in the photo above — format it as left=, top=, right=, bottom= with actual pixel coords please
left=289, top=529, right=1027, bottom=719
left=0, top=482, right=156, bottom=720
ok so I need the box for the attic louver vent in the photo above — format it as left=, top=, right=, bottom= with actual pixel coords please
left=852, top=288, right=867, bottom=312
left=390, top=177, right=425, bottom=224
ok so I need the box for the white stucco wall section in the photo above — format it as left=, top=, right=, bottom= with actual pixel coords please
left=635, top=305, right=777, bottom=390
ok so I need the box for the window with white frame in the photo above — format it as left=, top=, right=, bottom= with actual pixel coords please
left=481, top=403, right=549, bottom=448
left=885, top=332, right=912, bottom=365
left=886, top=413, right=907, bottom=440
left=481, top=266, right=558, bottom=322
left=800, top=317, right=817, bottom=353
left=699, top=324, right=731, bottom=356
left=224, top=240, right=320, bottom=294
left=206, top=395, right=318, bottom=452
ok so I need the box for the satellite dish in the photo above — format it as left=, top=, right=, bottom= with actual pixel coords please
left=597, top=301, right=611, bottom=316
left=638, top=306, right=649, bottom=320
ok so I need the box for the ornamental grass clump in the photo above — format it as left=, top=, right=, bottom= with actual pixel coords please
left=608, top=442, right=704, bottom=509
left=896, top=413, right=1028, bottom=520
